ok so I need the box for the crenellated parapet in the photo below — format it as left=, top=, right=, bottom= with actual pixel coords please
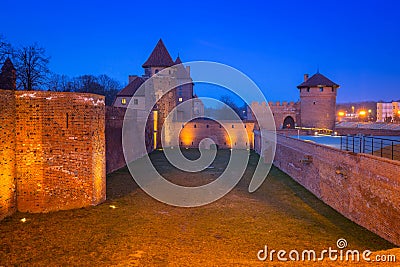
left=250, top=101, right=300, bottom=129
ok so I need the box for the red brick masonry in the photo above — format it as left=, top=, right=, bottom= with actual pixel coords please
left=0, top=90, right=106, bottom=219
left=266, top=133, right=400, bottom=245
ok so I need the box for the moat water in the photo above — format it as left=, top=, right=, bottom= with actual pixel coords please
left=294, top=135, right=400, bottom=152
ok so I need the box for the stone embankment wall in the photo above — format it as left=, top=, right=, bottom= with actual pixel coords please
left=255, top=131, right=400, bottom=245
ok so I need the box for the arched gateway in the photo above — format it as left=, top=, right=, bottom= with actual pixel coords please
left=283, top=116, right=295, bottom=129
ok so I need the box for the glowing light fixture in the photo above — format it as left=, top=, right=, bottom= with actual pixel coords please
left=153, top=111, right=158, bottom=149
left=109, top=205, right=117, bottom=209
left=20, top=218, right=27, bottom=223
left=338, top=111, right=345, bottom=116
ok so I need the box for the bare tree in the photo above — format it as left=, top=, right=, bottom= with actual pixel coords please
left=98, top=74, right=121, bottom=91
left=0, top=35, right=13, bottom=65
left=75, top=75, right=103, bottom=94
left=0, top=34, right=13, bottom=66
left=219, top=94, right=247, bottom=119
left=46, top=73, right=72, bottom=92
left=74, top=74, right=122, bottom=105
left=97, top=74, right=122, bottom=105
left=47, top=72, right=121, bottom=105
left=14, top=43, right=50, bottom=90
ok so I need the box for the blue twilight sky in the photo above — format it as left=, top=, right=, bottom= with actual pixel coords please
left=1, top=0, right=399, bottom=103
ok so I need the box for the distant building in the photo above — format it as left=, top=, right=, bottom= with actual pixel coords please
left=377, top=101, right=400, bottom=122
left=113, top=76, right=145, bottom=108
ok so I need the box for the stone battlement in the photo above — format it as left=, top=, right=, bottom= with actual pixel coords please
left=250, top=101, right=297, bottom=108
left=268, top=101, right=296, bottom=107
left=250, top=101, right=300, bottom=129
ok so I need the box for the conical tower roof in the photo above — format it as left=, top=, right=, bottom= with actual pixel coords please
left=174, top=55, right=182, bottom=65
left=142, top=39, right=174, bottom=68
left=1, top=58, right=15, bottom=72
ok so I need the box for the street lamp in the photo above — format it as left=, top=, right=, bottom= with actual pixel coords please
left=359, top=110, right=367, bottom=122
left=337, top=111, right=345, bottom=122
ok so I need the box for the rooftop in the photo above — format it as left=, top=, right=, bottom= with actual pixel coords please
left=117, top=76, right=145, bottom=97
left=297, top=73, right=339, bottom=89
left=142, top=39, right=175, bottom=68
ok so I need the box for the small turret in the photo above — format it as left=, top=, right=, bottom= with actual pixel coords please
left=174, top=55, right=182, bottom=65
left=0, top=58, right=16, bottom=90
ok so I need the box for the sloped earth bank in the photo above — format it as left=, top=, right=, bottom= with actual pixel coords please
left=0, top=150, right=398, bottom=266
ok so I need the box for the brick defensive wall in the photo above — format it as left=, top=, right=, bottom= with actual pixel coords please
left=0, top=90, right=106, bottom=219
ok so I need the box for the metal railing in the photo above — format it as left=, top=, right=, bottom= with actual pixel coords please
left=340, top=135, right=400, bottom=161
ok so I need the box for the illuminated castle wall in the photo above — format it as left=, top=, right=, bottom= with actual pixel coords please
left=0, top=89, right=106, bottom=220
left=249, top=101, right=300, bottom=130
left=0, top=90, right=16, bottom=219
left=163, top=119, right=255, bottom=149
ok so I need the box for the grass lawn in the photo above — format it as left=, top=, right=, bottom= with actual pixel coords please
left=0, top=149, right=397, bottom=266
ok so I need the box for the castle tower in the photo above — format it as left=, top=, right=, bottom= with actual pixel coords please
left=297, top=72, right=339, bottom=130
left=142, top=39, right=177, bottom=148
left=142, top=39, right=175, bottom=78
left=174, top=55, right=194, bottom=121
left=0, top=58, right=16, bottom=90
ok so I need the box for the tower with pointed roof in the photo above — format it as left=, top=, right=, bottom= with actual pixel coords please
left=114, top=39, right=198, bottom=149
left=142, top=39, right=175, bottom=78
left=142, top=39, right=182, bottom=148
left=297, top=72, right=339, bottom=130
left=0, top=58, right=16, bottom=90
